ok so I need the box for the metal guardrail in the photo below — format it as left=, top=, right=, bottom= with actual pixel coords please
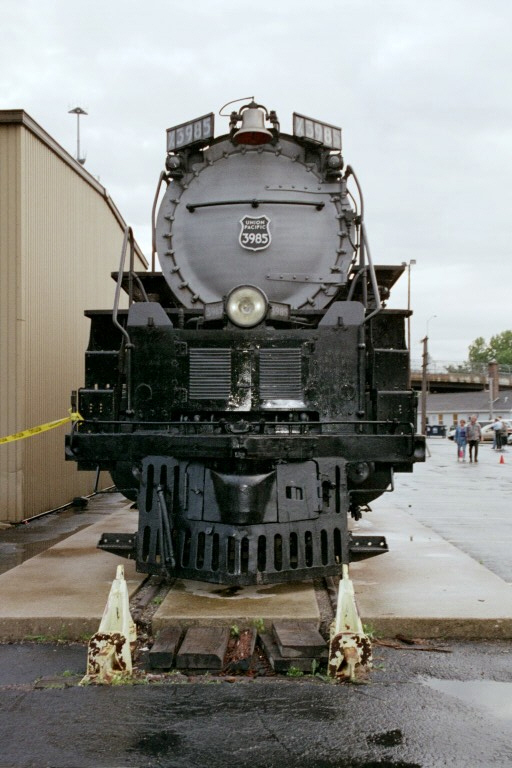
left=410, top=360, right=512, bottom=376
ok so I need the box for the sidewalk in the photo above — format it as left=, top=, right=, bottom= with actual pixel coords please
left=0, top=439, right=510, bottom=640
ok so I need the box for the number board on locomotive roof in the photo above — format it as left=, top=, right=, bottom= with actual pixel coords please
left=166, top=113, right=215, bottom=152
left=293, top=113, right=342, bottom=150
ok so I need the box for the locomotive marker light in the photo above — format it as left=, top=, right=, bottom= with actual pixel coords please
left=226, top=285, right=268, bottom=327
left=165, top=154, right=183, bottom=179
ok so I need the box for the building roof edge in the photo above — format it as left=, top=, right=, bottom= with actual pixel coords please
left=0, top=109, right=148, bottom=269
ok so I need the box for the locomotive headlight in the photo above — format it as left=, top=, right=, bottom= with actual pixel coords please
left=226, top=285, right=268, bottom=327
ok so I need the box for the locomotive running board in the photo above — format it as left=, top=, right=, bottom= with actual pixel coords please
left=97, top=532, right=137, bottom=560
left=349, top=535, right=388, bottom=560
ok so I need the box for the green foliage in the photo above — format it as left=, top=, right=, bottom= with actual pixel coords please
left=230, top=624, right=240, bottom=639
left=252, top=618, right=265, bottom=634
left=110, top=675, right=149, bottom=686
left=23, top=627, right=70, bottom=644
left=468, top=331, right=512, bottom=366
left=286, top=666, right=304, bottom=677
left=362, top=623, right=379, bottom=639
left=468, top=336, right=489, bottom=363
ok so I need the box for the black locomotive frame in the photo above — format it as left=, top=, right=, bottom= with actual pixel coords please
left=66, top=105, right=425, bottom=586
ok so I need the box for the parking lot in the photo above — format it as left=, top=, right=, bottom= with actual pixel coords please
left=383, top=436, right=512, bottom=583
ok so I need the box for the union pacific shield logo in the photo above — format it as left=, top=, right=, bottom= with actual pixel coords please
left=239, top=215, right=271, bottom=251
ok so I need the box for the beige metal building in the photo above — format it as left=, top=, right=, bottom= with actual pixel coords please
left=0, top=110, right=147, bottom=523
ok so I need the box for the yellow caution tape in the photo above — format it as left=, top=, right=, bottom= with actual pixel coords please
left=0, top=410, right=83, bottom=445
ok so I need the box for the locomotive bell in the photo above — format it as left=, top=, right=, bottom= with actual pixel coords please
left=233, top=103, right=273, bottom=146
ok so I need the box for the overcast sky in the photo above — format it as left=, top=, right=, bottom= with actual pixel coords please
left=2, top=0, right=511, bottom=364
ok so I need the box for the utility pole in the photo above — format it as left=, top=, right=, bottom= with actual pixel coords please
left=421, top=335, right=428, bottom=435
left=421, top=315, right=437, bottom=434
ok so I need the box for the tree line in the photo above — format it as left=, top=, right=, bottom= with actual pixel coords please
left=468, top=331, right=512, bottom=366
left=443, top=331, right=512, bottom=374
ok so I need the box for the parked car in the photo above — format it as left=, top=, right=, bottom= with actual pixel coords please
left=481, top=420, right=512, bottom=442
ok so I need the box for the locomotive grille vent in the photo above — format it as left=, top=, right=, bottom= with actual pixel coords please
left=189, top=348, right=231, bottom=400
left=259, top=348, right=303, bottom=399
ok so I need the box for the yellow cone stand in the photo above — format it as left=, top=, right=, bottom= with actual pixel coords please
left=81, top=564, right=137, bottom=685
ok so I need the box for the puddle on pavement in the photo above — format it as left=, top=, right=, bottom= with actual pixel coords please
left=367, top=729, right=404, bottom=747
left=421, top=677, right=512, bottom=720
left=0, top=506, right=107, bottom=575
left=171, top=578, right=311, bottom=601
left=130, top=729, right=183, bottom=755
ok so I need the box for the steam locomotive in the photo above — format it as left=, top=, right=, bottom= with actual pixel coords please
left=66, top=99, right=425, bottom=586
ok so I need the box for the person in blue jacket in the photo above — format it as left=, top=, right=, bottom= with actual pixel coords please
left=455, top=418, right=467, bottom=462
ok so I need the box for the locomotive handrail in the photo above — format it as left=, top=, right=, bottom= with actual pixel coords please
left=73, top=418, right=415, bottom=435
left=112, top=226, right=145, bottom=416
left=344, top=165, right=364, bottom=221
left=186, top=198, right=325, bottom=212
left=360, top=222, right=382, bottom=322
left=151, top=171, right=167, bottom=271
left=343, top=165, right=382, bottom=321
left=113, top=227, right=134, bottom=345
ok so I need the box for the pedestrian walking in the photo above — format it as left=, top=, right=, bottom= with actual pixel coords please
left=466, top=415, right=482, bottom=463
left=454, top=419, right=467, bottom=462
left=500, top=419, right=509, bottom=451
left=492, top=418, right=504, bottom=451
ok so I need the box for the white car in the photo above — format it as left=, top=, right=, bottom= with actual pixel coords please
left=480, top=420, right=512, bottom=442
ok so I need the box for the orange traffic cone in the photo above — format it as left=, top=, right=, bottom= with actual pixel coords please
left=500, top=454, right=505, bottom=464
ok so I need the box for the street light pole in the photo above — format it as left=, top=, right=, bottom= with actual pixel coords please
left=68, top=106, right=87, bottom=165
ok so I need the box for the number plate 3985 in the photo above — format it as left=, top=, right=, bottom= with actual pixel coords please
left=239, top=215, right=272, bottom=251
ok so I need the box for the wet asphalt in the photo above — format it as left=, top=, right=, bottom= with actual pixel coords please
left=1, top=439, right=512, bottom=768
left=0, top=639, right=511, bottom=767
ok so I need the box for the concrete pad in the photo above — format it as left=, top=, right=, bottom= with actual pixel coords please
left=1, top=437, right=511, bottom=642
left=0, top=505, right=145, bottom=641
left=351, top=502, right=512, bottom=639
left=152, top=579, right=320, bottom=632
